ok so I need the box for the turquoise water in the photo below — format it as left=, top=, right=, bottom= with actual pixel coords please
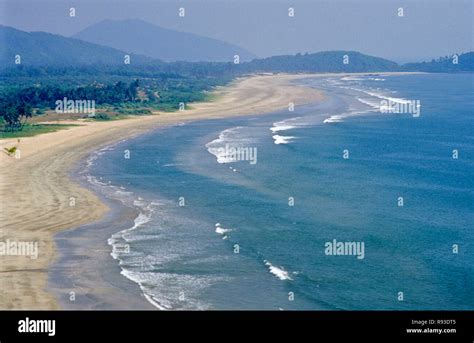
left=87, top=73, right=473, bottom=310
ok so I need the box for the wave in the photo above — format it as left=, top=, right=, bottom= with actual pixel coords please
left=323, top=109, right=373, bottom=124
left=365, top=90, right=411, bottom=105
left=119, top=269, right=172, bottom=310
left=215, top=223, right=232, bottom=239
left=272, top=135, right=296, bottom=145
left=270, top=117, right=310, bottom=134
left=264, top=260, right=293, bottom=281
left=341, top=76, right=364, bottom=81
left=270, top=117, right=313, bottom=144
left=142, top=291, right=171, bottom=310
left=270, top=124, right=296, bottom=134
left=340, top=76, right=385, bottom=83
left=350, top=87, right=412, bottom=107
left=322, top=81, right=414, bottom=123
left=356, top=97, right=381, bottom=110
left=109, top=211, right=152, bottom=259
left=84, top=139, right=129, bottom=168
left=270, top=121, right=297, bottom=144
left=205, top=126, right=255, bottom=164
left=323, top=115, right=344, bottom=123
left=85, top=183, right=216, bottom=310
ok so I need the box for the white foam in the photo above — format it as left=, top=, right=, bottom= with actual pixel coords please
left=272, top=135, right=296, bottom=145
left=270, top=124, right=296, bottom=133
left=215, top=223, right=232, bottom=235
left=341, top=76, right=364, bottom=81
left=133, top=199, right=148, bottom=207
left=216, top=227, right=231, bottom=235
left=108, top=211, right=152, bottom=254
left=119, top=269, right=172, bottom=310
left=132, top=212, right=151, bottom=229
left=270, top=117, right=315, bottom=143
left=323, top=109, right=373, bottom=124
left=270, top=117, right=308, bottom=134
left=84, top=139, right=126, bottom=168
left=351, top=87, right=412, bottom=107
left=205, top=126, right=255, bottom=164
left=365, top=90, right=412, bottom=105
left=357, top=97, right=381, bottom=110
left=142, top=292, right=171, bottom=310
left=264, top=260, right=293, bottom=281
left=323, top=115, right=344, bottom=123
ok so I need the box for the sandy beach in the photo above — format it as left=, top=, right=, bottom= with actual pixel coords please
left=0, top=73, right=324, bottom=309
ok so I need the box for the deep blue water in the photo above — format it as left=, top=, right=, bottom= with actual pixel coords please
left=87, top=73, right=473, bottom=310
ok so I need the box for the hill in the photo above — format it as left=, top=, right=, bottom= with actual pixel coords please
left=239, top=51, right=400, bottom=73
left=402, top=52, right=474, bottom=72
left=0, top=25, right=152, bottom=67
left=72, top=19, right=256, bottom=62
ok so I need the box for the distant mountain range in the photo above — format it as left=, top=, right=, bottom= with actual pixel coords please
left=1, top=24, right=472, bottom=73
left=72, top=19, right=256, bottom=63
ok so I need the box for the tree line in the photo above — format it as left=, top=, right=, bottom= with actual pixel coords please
left=0, top=80, right=140, bottom=131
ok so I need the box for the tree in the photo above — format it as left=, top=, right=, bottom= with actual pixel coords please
left=3, top=106, right=20, bottom=132
left=2, top=104, right=32, bottom=132
left=126, top=79, right=140, bottom=101
left=18, top=104, right=33, bottom=130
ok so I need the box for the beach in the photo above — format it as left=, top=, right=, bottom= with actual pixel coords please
left=0, top=73, right=324, bottom=309
left=2, top=71, right=465, bottom=311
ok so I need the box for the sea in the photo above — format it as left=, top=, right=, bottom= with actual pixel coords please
left=82, top=73, right=474, bottom=310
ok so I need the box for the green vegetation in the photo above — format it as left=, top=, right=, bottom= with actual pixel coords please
left=2, top=47, right=471, bottom=138
left=1, top=103, right=33, bottom=132
left=240, top=51, right=400, bottom=73
left=402, top=52, right=474, bottom=72
left=0, top=123, right=75, bottom=138
left=0, top=65, right=232, bottom=136
left=93, top=113, right=111, bottom=120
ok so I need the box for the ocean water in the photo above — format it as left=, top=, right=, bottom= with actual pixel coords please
left=85, top=73, right=474, bottom=310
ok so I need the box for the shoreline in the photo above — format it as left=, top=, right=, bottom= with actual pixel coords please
left=50, top=156, right=155, bottom=310
left=0, top=72, right=325, bottom=309
left=0, top=71, right=420, bottom=309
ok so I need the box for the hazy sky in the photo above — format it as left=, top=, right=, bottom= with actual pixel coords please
left=1, top=0, right=473, bottom=62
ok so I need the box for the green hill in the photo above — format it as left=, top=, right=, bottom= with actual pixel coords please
left=0, top=25, right=152, bottom=67
left=402, top=52, right=474, bottom=72
left=239, top=51, right=400, bottom=73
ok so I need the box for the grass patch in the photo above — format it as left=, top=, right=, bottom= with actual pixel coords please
left=88, top=113, right=129, bottom=121
left=0, top=123, right=76, bottom=138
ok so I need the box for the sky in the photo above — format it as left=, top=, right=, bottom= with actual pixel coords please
left=1, top=0, right=473, bottom=62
